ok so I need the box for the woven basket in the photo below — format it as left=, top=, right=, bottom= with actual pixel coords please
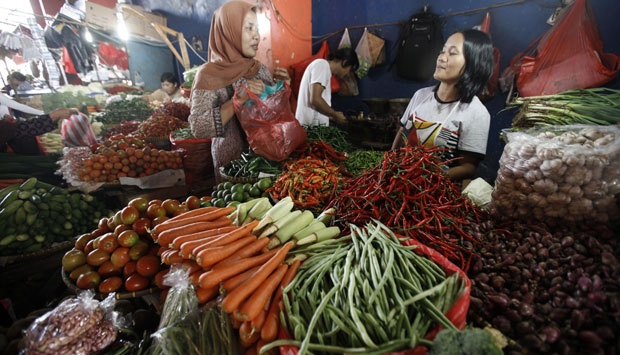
left=219, top=166, right=259, bottom=184
left=61, top=268, right=162, bottom=300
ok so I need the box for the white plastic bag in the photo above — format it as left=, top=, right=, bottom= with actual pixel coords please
left=338, top=28, right=351, bottom=49
left=355, top=28, right=372, bottom=78
left=462, top=177, right=493, bottom=207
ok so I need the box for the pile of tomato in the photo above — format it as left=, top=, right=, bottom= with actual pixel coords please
left=78, top=134, right=183, bottom=183
left=62, top=195, right=205, bottom=294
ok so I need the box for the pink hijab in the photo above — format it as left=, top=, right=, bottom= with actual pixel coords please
left=193, top=1, right=262, bottom=91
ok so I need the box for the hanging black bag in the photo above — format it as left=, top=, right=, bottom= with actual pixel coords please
left=393, top=7, right=443, bottom=81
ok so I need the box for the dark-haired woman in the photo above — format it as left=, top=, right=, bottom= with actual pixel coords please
left=391, top=29, right=494, bottom=188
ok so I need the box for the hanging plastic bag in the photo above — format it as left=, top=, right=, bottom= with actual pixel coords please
left=506, top=0, right=619, bottom=97
left=60, top=111, right=97, bottom=147
left=338, top=28, right=352, bottom=49
left=367, top=30, right=386, bottom=66
left=233, top=83, right=306, bottom=162
left=354, top=28, right=373, bottom=78
left=478, top=12, right=501, bottom=101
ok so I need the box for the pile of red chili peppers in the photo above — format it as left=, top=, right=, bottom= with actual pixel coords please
left=327, top=145, right=482, bottom=271
left=267, top=156, right=348, bottom=210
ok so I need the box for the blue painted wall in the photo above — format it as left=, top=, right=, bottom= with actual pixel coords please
left=310, top=0, right=620, bottom=182
left=146, top=0, right=620, bottom=183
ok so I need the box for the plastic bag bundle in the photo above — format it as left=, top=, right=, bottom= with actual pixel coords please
left=503, top=0, right=619, bottom=97
left=489, top=125, right=620, bottom=226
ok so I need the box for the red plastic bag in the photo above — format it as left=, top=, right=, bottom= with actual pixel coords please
left=478, top=12, right=501, bottom=101
left=233, top=84, right=306, bottom=162
left=278, top=238, right=471, bottom=355
left=60, top=112, right=97, bottom=147
left=508, top=0, right=619, bottom=97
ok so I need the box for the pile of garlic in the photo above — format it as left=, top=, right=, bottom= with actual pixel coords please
left=490, top=125, right=620, bottom=225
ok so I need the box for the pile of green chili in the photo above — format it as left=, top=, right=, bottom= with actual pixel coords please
left=261, top=220, right=463, bottom=355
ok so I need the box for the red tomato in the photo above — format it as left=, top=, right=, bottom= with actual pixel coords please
left=110, top=247, right=130, bottom=269
left=132, top=217, right=151, bottom=237
left=117, top=230, right=140, bottom=248
left=99, top=276, right=123, bottom=294
left=98, top=260, right=121, bottom=278
left=76, top=271, right=101, bottom=290
left=125, top=274, right=149, bottom=292
left=128, top=197, right=149, bottom=214
left=123, top=260, right=138, bottom=278
left=98, top=233, right=119, bottom=253
left=120, top=206, right=140, bottom=225
left=136, top=255, right=161, bottom=278
left=185, top=195, right=201, bottom=210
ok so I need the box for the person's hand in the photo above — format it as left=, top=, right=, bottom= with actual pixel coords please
left=331, top=111, right=347, bottom=126
left=273, top=67, right=291, bottom=85
left=245, top=79, right=266, bottom=96
left=49, top=108, right=79, bottom=122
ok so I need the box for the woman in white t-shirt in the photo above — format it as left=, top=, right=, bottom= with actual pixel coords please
left=391, top=29, right=494, bottom=187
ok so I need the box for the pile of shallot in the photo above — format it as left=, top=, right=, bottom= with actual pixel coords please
left=490, top=125, right=620, bottom=225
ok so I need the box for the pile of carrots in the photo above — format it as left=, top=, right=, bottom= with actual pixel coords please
left=152, top=205, right=301, bottom=353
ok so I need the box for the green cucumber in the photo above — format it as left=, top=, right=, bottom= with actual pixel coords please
left=0, top=190, right=20, bottom=209
left=19, top=178, right=38, bottom=191
left=26, top=213, right=38, bottom=226
left=0, top=235, right=16, bottom=246
left=17, top=190, right=33, bottom=200
left=14, top=208, right=26, bottom=224
left=2, top=200, right=24, bottom=216
left=15, top=234, right=30, bottom=242
left=22, top=201, right=37, bottom=214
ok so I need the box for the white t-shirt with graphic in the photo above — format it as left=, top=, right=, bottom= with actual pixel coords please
left=400, top=86, right=490, bottom=161
left=295, top=59, right=332, bottom=126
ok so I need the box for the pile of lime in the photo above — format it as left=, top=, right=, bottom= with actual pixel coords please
left=209, top=178, right=273, bottom=208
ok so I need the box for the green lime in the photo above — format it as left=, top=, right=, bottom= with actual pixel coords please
left=223, top=181, right=233, bottom=190
left=217, top=190, right=225, bottom=199
left=231, top=191, right=245, bottom=202
left=249, top=186, right=261, bottom=197
left=243, top=183, right=253, bottom=192
left=257, top=178, right=272, bottom=191
left=212, top=198, right=225, bottom=208
left=211, top=189, right=219, bottom=198
left=216, top=182, right=226, bottom=191
left=231, top=183, right=245, bottom=195
left=227, top=201, right=241, bottom=208
left=224, top=193, right=232, bottom=203
left=242, top=192, right=250, bottom=202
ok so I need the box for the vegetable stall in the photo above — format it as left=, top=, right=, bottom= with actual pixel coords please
left=0, top=96, right=619, bottom=355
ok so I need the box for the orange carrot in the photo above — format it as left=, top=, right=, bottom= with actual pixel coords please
left=188, top=220, right=259, bottom=258
left=196, top=286, right=219, bottom=304
left=237, top=263, right=288, bottom=322
left=196, top=235, right=257, bottom=268
left=239, top=321, right=260, bottom=348
left=250, top=301, right=268, bottom=330
left=158, top=217, right=233, bottom=247
left=212, top=236, right=270, bottom=269
left=221, top=242, right=293, bottom=314
left=177, top=226, right=238, bottom=257
left=152, top=206, right=234, bottom=238
left=244, top=347, right=257, bottom=355
left=171, top=223, right=236, bottom=249
left=161, top=249, right=184, bottom=265
left=199, top=249, right=279, bottom=289
left=220, top=265, right=260, bottom=296
left=261, top=259, right=301, bottom=341
left=190, top=269, right=208, bottom=287
left=157, top=245, right=168, bottom=256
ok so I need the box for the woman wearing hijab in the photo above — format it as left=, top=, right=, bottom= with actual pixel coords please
left=188, top=0, right=290, bottom=182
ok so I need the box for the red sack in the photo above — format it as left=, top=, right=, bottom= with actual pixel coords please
left=60, top=112, right=97, bottom=147
left=233, top=84, right=306, bottom=162
left=478, top=12, right=501, bottom=101
left=508, top=0, right=619, bottom=97
left=278, top=238, right=471, bottom=355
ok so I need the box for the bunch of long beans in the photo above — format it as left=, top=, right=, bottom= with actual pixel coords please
left=508, top=88, right=620, bottom=128
left=261, top=220, right=464, bottom=355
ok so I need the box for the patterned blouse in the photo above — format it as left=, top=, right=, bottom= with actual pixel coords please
left=14, top=115, right=56, bottom=140
left=188, top=64, right=275, bottom=183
